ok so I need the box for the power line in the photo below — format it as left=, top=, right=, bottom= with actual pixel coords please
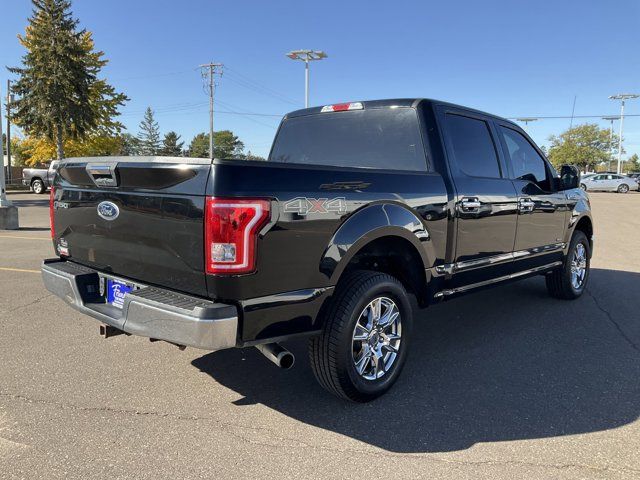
left=224, top=66, right=299, bottom=105
left=216, top=99, right=281, bottom=129
left=508, top=114, right=640, bottom=120
left=110, top=68, right=196, bottom=81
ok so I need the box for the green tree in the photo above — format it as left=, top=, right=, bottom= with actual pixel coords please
left=214, top=130, right=244, bottom=158
left=187, top=130, right=245, bottom=158
left=9, top=0, right=127, bottom=160
left=547, top=124, right=619, bottom=173
left=136, top=107, right=161, bottom=155
left=626, top=153, right=640, bottom=173
left=119, top=133, right=139, bottom=156
left=160, top=131, right=184, bottom=156
left=241, top=150, right=266, bottom=161
left=187, top=132, right=209, bottom=158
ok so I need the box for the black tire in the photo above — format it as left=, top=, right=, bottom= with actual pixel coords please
left=32, top=179, right=46, bottom=194
left=617, top=183, right=629, bottom=193
left=309, top=271, right=413, bottom=402
left=546, top=230, right=590, bottom=300
left=580, top=183, right=587, bottom=191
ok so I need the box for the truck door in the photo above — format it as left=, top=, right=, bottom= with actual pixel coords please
left=439, top=108, right=519, bottom=288
left=495, top=123, right=568, bottom=269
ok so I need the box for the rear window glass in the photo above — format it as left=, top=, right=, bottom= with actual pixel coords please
left=269, top=108, right=427, bottom=171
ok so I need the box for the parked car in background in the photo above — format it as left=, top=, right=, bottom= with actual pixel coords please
left=22, top=161, right=60, bottom=194
left=580, top=173, right=636, bottom=193
left=627, top=173, right=640, bottom=190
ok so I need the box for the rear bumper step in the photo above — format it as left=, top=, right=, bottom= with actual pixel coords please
left=41, top=258, right=238, bottom=351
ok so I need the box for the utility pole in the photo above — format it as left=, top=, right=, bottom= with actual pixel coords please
left=286, top=50, right=327, bottom=108
left=602, top=116, right=619, bottom=172
left=6, top=80, right=12, bottom=183
left=609, top=93, right=639, bottom=174
left=200, top=62, right=223, bottom=159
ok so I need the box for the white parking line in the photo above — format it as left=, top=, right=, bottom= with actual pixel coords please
left=0, top=235, right=50, bottom=241
left=0, top=267, right=40, bottom=274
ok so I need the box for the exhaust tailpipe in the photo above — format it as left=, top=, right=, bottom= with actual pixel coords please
left=255, top=343, right=295, bottom=369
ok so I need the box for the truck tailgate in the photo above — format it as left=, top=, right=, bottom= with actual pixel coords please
left=52, top=158, right=211, bottom=297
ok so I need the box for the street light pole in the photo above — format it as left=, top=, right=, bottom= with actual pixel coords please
left=609, top=94, right=639, bottom=174
left=0, top=83, right=18, bottom=230
left=0, top=84, right=10, bottom=206
left=602, top=116, right=619, bottom=172
left=305, top=59, right=309, bottom=109
left=286, top=50, right=327, bottom=108
left=515, top=117, right=538, bottom=132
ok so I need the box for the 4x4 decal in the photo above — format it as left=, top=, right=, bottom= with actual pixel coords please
left=283, top=197, right=348, bottom=216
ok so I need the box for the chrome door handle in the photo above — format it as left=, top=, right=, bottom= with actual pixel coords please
left=460, top=198, right=481, bottom=210
left=518, top=198, right=535, bottom=212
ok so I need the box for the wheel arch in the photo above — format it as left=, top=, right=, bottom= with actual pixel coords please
left=574, top=215, right=593, bottom=250
left=320, top=203, right=434, bottom=307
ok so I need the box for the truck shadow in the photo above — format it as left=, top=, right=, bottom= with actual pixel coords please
left=192, top=268, right=640, bottom=453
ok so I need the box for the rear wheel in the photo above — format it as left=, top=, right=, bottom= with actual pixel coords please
left=546, top=230, right=590, bottom=299
left=617, top=183, right=629, bottom=193
left=32, top=179, right=46, bottom=194
left=309, top=271, right=412, bottom=402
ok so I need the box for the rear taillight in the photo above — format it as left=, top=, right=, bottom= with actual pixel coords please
left=204, top=198, right=270, bottom=275
left=49, top=187, right=55, bottom=239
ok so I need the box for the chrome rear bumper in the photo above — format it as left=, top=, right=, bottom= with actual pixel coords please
left=41, top=259, right=238, bottom=351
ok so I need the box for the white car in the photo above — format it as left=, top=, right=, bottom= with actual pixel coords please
left=580, top=173, right=637, bottom=193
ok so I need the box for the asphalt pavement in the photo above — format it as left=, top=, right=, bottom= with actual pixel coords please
left=1, top=191, right=639, bottom=479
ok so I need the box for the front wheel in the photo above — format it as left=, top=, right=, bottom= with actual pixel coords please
left=546, top=230, right=590, bottom=299
left=309, top=271, right=412, bottom=402
left=617, top=183, right=629, bottom=193
left=580, top=183, right=587, bottom=191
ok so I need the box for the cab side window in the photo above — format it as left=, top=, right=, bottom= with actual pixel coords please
left=499, top=126, right=551, bottom=190
left=445, top=113, right=502, bottom=178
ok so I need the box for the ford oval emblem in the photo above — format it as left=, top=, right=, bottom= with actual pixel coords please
left=97, top=201, right=120, bottom=221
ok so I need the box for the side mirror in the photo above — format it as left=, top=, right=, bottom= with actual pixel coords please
left=559, top=165, right=580, bottom=190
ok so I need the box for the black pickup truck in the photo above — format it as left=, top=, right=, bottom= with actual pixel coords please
left=42, top=99, right=593, bottom=402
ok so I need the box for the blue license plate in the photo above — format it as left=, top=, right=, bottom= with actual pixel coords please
left=106, top=279, right=133, bottom=309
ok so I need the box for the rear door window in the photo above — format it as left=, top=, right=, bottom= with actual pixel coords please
left=444, top=114, right=502, bottom=178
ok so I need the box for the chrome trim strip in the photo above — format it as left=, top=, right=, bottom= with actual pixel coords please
left=434, top=243, right=566, bottom=276
left=434, top=261, right=563, bottom=298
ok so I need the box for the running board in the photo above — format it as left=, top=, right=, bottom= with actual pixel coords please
left=434, top=261, right=562, bottom=299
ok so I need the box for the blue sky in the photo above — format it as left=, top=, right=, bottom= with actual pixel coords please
left=2, top=0, right=640, bottom=159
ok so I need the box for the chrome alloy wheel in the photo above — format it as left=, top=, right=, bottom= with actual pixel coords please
left=571, top=243, right=587, bottom=290
left=352, top=296, right=402, bottom=381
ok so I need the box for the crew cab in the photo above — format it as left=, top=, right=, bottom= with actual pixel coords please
left=42, top=99, right=593, bottom=402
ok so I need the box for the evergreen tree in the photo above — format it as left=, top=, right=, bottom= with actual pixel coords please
left=626, top=153, right=640, bottom=173
left=187, top=131, right=244, bottom=158
left=160, top=131, right=184, bottom=156
left=187, top=132, right=209, bottom=158
left=136, top=107, right=161, bottom=155
left=9, top=0, right=127, bottom=160
left=119, top=133, right=139, bottom=156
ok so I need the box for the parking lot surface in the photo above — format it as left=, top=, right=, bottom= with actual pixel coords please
left=1, top=192, right=639, bottom=479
